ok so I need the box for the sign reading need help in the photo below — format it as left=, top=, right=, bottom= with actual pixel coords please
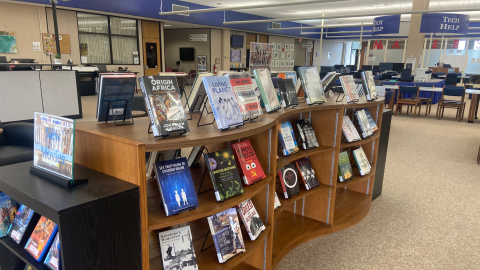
left=420, top=13, right=470, bottom=34
left=373, top=15, right=401, bottom=35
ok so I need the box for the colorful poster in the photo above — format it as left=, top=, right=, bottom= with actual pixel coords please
left=249, top=42, right=274, bottom=75
left=42, top=33, right=56, bottom=56
left=197, top=55, right=207, bottom=71
left=0, top=31, right=17, bottom=53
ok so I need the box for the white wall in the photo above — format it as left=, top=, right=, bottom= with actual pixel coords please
left=269, top=35, right=296, bottom=71
left=164, top=28, right=211, bottom=73
left=319, top=40, right=344, bottom=66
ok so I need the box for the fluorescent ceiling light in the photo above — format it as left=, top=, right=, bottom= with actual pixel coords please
left=164, top=25, right=173, bottom=27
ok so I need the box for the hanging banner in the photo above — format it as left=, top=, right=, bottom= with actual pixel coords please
left=372, top=15, right=401, bottom=35
left=420, top=13, right=470, bottom=34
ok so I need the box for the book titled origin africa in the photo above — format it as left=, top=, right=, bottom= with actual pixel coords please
left=204, top=149, right=244, bottom=202
left=154, top=157, right=199, bottom=216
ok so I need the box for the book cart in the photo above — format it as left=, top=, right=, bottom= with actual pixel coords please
left=74, top=95, right=384, bottom=270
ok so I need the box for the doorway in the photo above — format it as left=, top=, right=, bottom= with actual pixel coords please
left=142, top=21, right=161, bottom=76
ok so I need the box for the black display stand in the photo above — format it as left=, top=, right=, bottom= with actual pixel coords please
left=106, top=101, right=134, bottom=126
left=30, top=166, right=88, bottom=189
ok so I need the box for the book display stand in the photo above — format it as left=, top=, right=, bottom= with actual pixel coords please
left=147, top=123, right=188, bottom=137
left=105, top=101, right=134, bottom=126
left=74, top=94, right=385, bottom=270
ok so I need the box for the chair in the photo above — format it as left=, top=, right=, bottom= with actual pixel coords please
left=445, top=73, right=459, bottom=86
left=384, top=90, right=394, bottom=109
left=432, top=73, right=439, bottom=79
left=436, top=86, right=466, bottom=121
left=320, top=71, right=328, bottom=80
left=395, top=86, right=422, bottom=118
left=132, top=96, right=148, bottom=118
left=165, top=67, right=173, bottom=72
left=0, top=122, right=34, bottom=167
left=187, top=70, right=197, bottom=85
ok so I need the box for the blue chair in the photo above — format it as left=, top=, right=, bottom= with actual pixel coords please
left=437, top=86, right=466, bottom=121
left=374, top=73, right=382, bottom=80
left=384, top=90, right=394, bottom=109
left=395, top=86, right=422, bottom=118
left=445, top=73, right=459, bottom=85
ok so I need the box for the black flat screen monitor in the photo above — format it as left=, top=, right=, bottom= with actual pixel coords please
left=392, top=63, right=404, bottom=72
left=231, top=35, right=244, bottom=48
left=362, top=65, right=373, bottom=70
left=179, top=47, right=195, bottom=61
left=379, top=62, right=393, bottom=71
left=334, top=65, right=344, bottom=70
left=373, top=65, right=379, bottom=70
left=346, top=65, right=357, bottom=72
left=320, top=66, right=334, bottom=72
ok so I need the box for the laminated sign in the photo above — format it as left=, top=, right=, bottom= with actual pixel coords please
left=420, top=13, right=470, bottom=34
left=372, top=15, right=401, bottom=35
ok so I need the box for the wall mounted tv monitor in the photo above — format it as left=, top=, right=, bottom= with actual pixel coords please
left=392, top=63, right=404, bottom=72
left=362, top=65, right=373, bottom=70
left=180, top=47, right=195, bottom=61
left=231, top=35, right=244, bottom=48
left=379, top=62, right=393, bottom=71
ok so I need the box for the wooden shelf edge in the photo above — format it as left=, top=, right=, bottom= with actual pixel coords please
left=340, top=132, right=380, bottom=148
left=148, top=175, right=273, bottom=231
left=0, top=237, right=48, bottom=270
left=336, top=164, right=376, bottom=189
left=332, top=189, right=372, bottom=233
left=276, top=146, right=335, bottom=171
left=274, top=184, right=333, bottom=219
left=231, top=262, right=261, bottom=270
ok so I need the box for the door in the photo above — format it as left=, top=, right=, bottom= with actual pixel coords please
left=142, top=21, right=161, bottom=76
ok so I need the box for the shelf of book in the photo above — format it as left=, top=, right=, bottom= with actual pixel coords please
left=272, top=211, right=332, bottom=269
left=336, top=165, right=376, bottom=189
left=274, top=184, right=333, bottom=219
left=276, top=145, right=336, bottom=171
left=0, top=237, right=48, bottom=270
left=333, top=189, right=372, bottom=232
left=340, top=132, right=380, bottom=148
left=150, top=225, right=271, bottom=270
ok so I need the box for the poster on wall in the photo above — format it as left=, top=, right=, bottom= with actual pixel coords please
left=290, top=60, right=294, bottom=67
left=230, top=50, right=241, bottom=62
left=285, top=44, right=290, bottom=51
left=281, top=53, right=285, bottom=59
left=280, top=60, right=285, bottom=67
left=42, top=33, right=56, bottom=56
left=0, top=31, right=17, bottom=53
left=276, top=43, right=282, bottom=51
left=327, top=52, right=332, bottom=59
left=474, top=40, right=480, bottom=50
left=249, top=42, right=273, bottom=75
left=189, top=34, right=207, bottom=42
left=273, top=52, right=279, bottom=59
left=275, top=60, right=280, bottom=67
left=290, top=44, right=294, bottom=51
left=197, top=55, right=207, bottom=71
left=287, top=52, right=292, bottom=60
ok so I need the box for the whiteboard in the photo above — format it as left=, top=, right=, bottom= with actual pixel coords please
left=440, top=54, right=469, bottom=72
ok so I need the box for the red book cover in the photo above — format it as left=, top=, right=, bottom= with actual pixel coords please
left=25, top=216, right=58, bottom=261
left=231, top=140, right=266, bottom=185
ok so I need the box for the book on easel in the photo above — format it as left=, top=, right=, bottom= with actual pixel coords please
left=225, top=72, right=263, bottom=120
left=361, top=71, right=378, bottom=101
left=253, top=69, right=281, bottom=112
left=342, top=115, right=361, bottom=143
left=339, top=75, right=360, bottom=103
left=355, top=110, right=373, bottom=138
left=297, top=66, right=326, bottom=105
left=295, top=157, right=320, bottom=190
left=352, top=147, right=371, bottom=176
left=236, top=199, right=265, bottom=241
left=96, top=73, right=136, bottom=122
left=139, top=76, right=190, bottom=137
left=277, top=78, right=299, bottom=108
left=157, top=226, right=198, bottom=270
left=278, top=163, right=300, bottom=199
left=231, top=140, right=266, bottom=185
left=278, top=121, right=299, bottom=156
left=186, top=72, right=213, bottom=112
left=204, top=149, right=244, bottom=202
left=362, top=109, right=379, bottom=132
left=338, top=151, right=353, bottom=182
left=296, top=118, right=319, bottom=150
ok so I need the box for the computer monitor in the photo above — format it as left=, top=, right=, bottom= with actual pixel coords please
left=334, top=65, right=344, bottom=70
left=373, top=65, right=379, bottom=70
left=392, top=63, right=404, bottom=72
left=379, top=62, right=393, bottom=71
left=362, top=65, right=373, bottom=70
left=320, top=66, right=334, bottom=72
left=346, top=65, right=357, bottom=72
left=448, top=68, right=455, bottom=73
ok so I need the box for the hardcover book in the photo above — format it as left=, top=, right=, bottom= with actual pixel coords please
left=362, top=109, right=379, bottom=132
left=25, top=216, right=58, bottom=262
left=154, top=157, right=199, bottom=216
left=355, top=110, right=373, bottom=138
left=158, top=226, right=198, bottom=270
left=8, top=205, right=35, bottom=244
left=253, top=69, right=281, bottom=112
left=278, top=121, right=299, bottom=156
left=204, top=149, right=244, bottom=201
left=339, top=75, right=360, bottom=103
left=352, top=147, right=371, bottom=176
left=96, top=74, right=136, bottom=122
left=203, top=76, right=244, bottom=130
left=295, top=158, right=320, bottom=190
left=44, top=233, right=61, bottom=270
left=274, top=192, right=281, bottom=210
left=236, top=199, right=266, bottom=241
left=207, top=208, right=245, bottom=263
left=342, top=116, right=361, bottom=142
left=297, top=66, right=326, bottom=105
left=278, top=163, right=300, bottom=199
left=139, top=76, right=190, bottom=137
left=277, top=78, right=299, bottom=108
left=296, top=119, right=319, bottom=150
left=34, top=113, right=75, bottom=180
left=226, top=72, right=263, bottom=119
left=231, top=140, right=266, bottom=185
left=338, top=151, right=353, bottom=182
left=0, top=192, right=19, bottom=237
left=186, top=72, right=214, bottom=112
left=361, top=71, right=378, bottom=101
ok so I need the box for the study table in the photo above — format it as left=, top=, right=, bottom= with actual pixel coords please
left=381, top=79, right=445, bottom=104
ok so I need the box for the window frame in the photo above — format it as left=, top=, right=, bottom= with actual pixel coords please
left=76, top=11, right=140, bottom=65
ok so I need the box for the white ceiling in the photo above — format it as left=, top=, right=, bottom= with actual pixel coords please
left=178, top=0, right=480, bottom=25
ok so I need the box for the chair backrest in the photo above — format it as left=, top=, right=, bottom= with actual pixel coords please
left=443, top=86, right=465, bottom=97
left=445, top=73, right=458, bottom=84
left=399, top=85, right=418, bottom=95
left=432, top=73, right=439, bottom=78
left=401, top=68, right=411, bottom=79
left=165, top=67, right=173, bottom=72
left=172, top=69, right=179, bottom=72
left=384, top=90, right=394, bottom=101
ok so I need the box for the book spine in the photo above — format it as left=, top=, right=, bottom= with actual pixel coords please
left=278, top=170, right=289, bottom=199
left=204, top=80, right=223, bottom=130
left=140, top=79, right=161, bottom=137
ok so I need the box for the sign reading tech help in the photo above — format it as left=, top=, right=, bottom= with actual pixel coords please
left=372, top=15, right=401, bottom=35
left=420, top=13, right=470, bottom=34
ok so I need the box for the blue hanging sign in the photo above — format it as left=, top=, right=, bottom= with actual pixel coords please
left=420, top=13, right=470, bottom=34
left=372, top=15, right=401, bottom=35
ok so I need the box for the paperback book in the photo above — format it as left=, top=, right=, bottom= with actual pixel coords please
left=295, top=158, right=320, bottom=190
left=297, top=66, right=326, bottom=105
left=204, top=149, right=244, bottom=202
left=8, top=205, right=35, bottom=244
left=274, top=192, right=281, bottom=210
left=277, top=78, right=299, bottom=108
left=338, top=151, right=353, bottom=182
left=226, top=72, right=263, bottom=119
left=203, top=76, right=244, bottom=130
left=231, top=140, right=266, bottom=185
left=186, top=72, right=213, bottom=112
left=342, top=116, right=361, bottom=143
left=158, top=226, right=198, bottom=270
left=207, top=208, right=245, bottom=263
left=352, top=147, right=371, bottom=176
left=0, top=192, right=19, bottom=237
left=278, top=164, right=300, bottom=199
left=278, top=121, right=299, bottom=156
left=25, top=216, right=58, bottom=262
left=236, top=199, right=265, bottom=241
left=339, top=75, right=360, bottom=103
left=34, top=113, right=75, bottom=179
left=361, top=71, right=378, bottom=101
left=44, top=233, right=61, bottom=270
left=362, top=109, right=379, bottom=132
left=154, top=157, right=199, bottom=216
left=139, top=76, right=190, bottom=137
left=96, top=74, right=136, bottom=122
left=355, top=110, right=373, bottom=138
left=296, top=118, right=319, bottom=150
left=253, top=69, right=281, bottom=112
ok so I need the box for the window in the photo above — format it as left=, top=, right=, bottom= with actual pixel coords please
left=77, top=13, right=139, bottom=65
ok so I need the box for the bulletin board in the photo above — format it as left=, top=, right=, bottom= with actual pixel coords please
left=42, top=33, right=71, bottom=55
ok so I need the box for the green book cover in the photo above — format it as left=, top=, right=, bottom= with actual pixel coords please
left=253, top=69, right=281, bottom=112
left=205, top=149, right=244, bottom=201
left=338, top=151, right=353, bottom=182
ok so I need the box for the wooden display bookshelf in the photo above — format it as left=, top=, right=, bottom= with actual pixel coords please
left=74, top=95, right=384, bottom=270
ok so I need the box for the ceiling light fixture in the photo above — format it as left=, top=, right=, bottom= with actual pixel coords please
left=164, top=24, right=173, bottom=27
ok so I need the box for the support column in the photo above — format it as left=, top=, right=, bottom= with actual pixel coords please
left=405, top=0, right=430, bottom=69
left=221, top=29, right=231, bottom=70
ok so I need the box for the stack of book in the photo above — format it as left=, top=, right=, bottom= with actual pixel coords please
left=296, top=119, right=319, bottom=150
left=253, top=69, right=281, bottom=112
left=339, top=75, right=359, bottom=103
left=355, top=109, right=374, bottom=138
left=361, top=71, right=378, bottom=101
left=342, top=115, right=361, bottom=143
left=297, top=66, right=326, bottom=105
left=278, top=121, right=299, bottom=156
left=352, top=147, right=371, bottom=176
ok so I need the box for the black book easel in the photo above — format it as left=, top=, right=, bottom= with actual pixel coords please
left=30, top=165, right=88, bottom=189
left=196, top=96, right=245, bottom=130
left=105, top=101, right=134, bottom=126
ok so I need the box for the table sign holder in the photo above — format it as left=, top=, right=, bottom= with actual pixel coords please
left=30, top=166, right=88, bottom=188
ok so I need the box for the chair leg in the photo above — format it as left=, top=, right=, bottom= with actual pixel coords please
left=441, top=107, right=445, bottom=118
left=418, top=104, right=422, bottom=117
left=395, top=103, right=399, bottom=116
left=413, top=104, right=418, bottom=118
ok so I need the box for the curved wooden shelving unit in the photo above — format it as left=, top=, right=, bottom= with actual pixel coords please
left=274, top=184, right=333, bottom=219
left=276, top=145, right=335, bottom=171
left=336, top=165, right=376, bottom=189
left=340, top=132, right=380, bottom=148
left=332, top=189, right=372, bottom=233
